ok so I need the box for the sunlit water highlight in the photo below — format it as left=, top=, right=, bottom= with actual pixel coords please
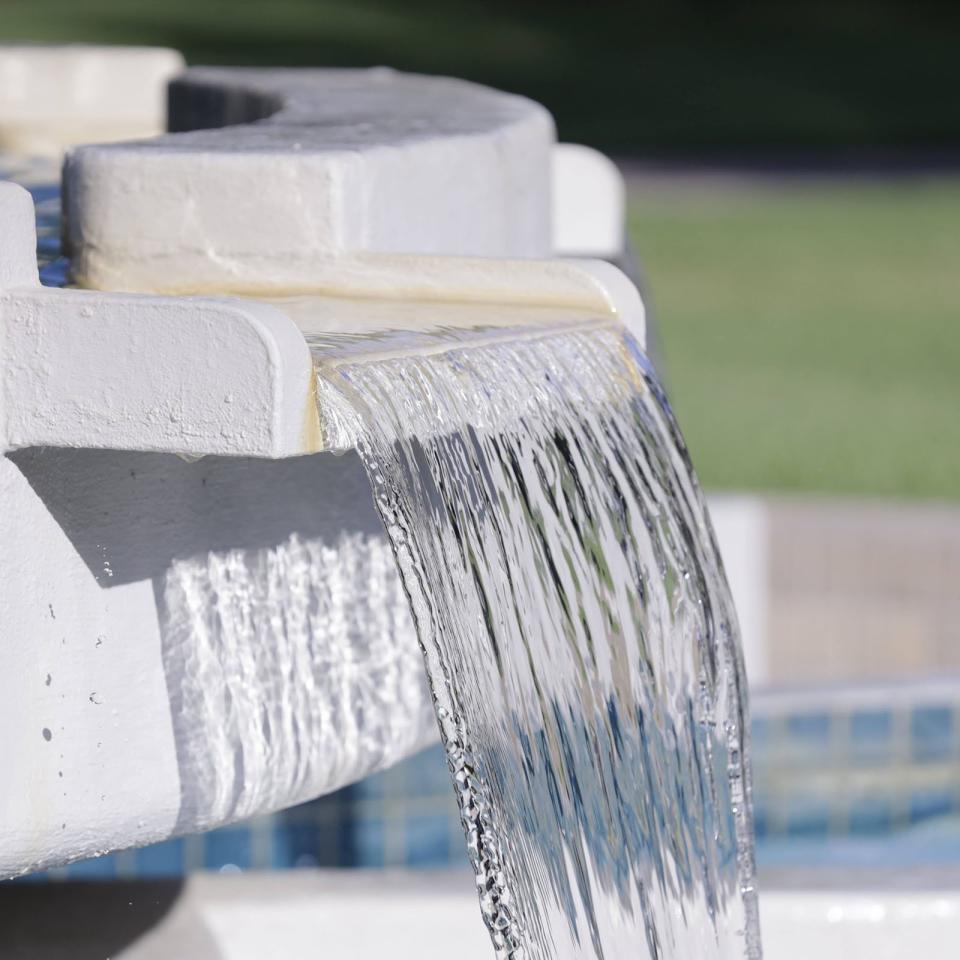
left=314, top=324, right=761, bottom=960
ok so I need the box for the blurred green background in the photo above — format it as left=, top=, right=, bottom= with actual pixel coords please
left=3, top=0, right=958, bottom=497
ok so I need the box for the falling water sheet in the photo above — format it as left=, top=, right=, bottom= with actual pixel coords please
left=313, top=322, right=761, bottom=960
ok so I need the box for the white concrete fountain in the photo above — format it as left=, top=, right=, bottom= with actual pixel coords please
left=0, top=48, right=640, bottom=877
left=2, top=45, right=958, bottom=960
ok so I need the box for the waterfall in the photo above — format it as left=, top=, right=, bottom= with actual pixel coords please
left=316, top=323, right=761, bottom=960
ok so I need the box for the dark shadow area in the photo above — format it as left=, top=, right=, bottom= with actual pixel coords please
left=3, top=0, right=959, bottom=157
left=7, top=447, right=382, bottom=587
left=0, top=879, right=184, bottom=960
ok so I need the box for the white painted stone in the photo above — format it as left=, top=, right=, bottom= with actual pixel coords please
left=65, top=68, right=555, bottom=292
left=1, top=287, right=316, bottom=458
left=0, top=452, right=181, bottom=874
left=2, top=249, right=643, bottom=459
left=552, top=143, right=626, bottom=258
left=707, top=495, right=770, bottom=686
left=0, top=45, right=184, bottom=156
left=0, top=182, right=38, bottom=289
left=0, top=448, right=435, bottom=878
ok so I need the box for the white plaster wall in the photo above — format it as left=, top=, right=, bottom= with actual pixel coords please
left=1, top=286, right=316, bottom=458
left=0, top=448, right=436, bottom=877
left=0, top=455, right=180, bottom=874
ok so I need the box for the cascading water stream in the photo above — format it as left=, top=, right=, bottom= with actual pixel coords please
left=313, top=322, right=761, bottom=960
left=5, top=149, right=758, bottom=951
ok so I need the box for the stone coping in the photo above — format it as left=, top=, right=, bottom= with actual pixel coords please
left=65, top=67, right=555, bottom=292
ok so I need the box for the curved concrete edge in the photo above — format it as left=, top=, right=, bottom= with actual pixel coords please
left=175, top=251, right=646, bottom=346
left=65, top=67, right=555, bottom=292
left=558, top=258, right=645, bottom=346
left=0, top=45, right=184, bottom=156
left=307, top=252, right=642, bottom=322
left=1, top=288, right=316, bottom=458
left=552, top=144, right=626, bottom=259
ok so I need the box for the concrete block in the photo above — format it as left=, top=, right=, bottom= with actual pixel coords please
left=552, top=143, right=626, bottom=258
left=65, top=68, right=555, bottom=292
left=1, top=287, right=315, bottom=458
left=0, top=45, right=184, bottom=156
left=0, top=181, right=38, bottom=289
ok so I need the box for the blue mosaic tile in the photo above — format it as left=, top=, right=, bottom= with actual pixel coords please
left=65, top=853, right=116, bottom=878
left=849, top=709, right=893, bottom=762
left=909, top=790, right=955, bottom=824
left=272, top=822, right=321, bottom=869
left=785, top=801, right=830, bottom=839
left=14, top=697, right=960, bottom=881
left=135, top=838, right=184, bottom=877
left=399, top=745, right=451, bottom=797
left=910, top=706, right=954, bottom=762
left=752, top=808, right=769, bottom=840
left=404, top=815, right=453, bottom=866
left=351, top=766, right=395, bottom=799
left=850, top=709, right=892, bottom=743
left=352, top=819, right=386, bottom=867
left=203, top=829, right=251, bottom=871
left=848, top=798, right=892, bottom=835
left=750, top=715, right=771, bottom=748
left=785, top=711, right=831, bottom=744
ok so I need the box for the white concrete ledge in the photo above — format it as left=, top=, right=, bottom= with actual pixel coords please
left=2, top=287, right=316, bottom=458
left=0, top=253, right=642, bottom=457
left=2, top=177, right=643, bottom=458
left=65, top=68, right=556, bottom=292
left=0, top=45, right=184, bottom=156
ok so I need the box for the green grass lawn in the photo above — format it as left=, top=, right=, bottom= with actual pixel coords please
left=629, top=176, right=960, bottom=501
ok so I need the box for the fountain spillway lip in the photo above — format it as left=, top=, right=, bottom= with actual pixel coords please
left=1, top=180, right=643, bottom=458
